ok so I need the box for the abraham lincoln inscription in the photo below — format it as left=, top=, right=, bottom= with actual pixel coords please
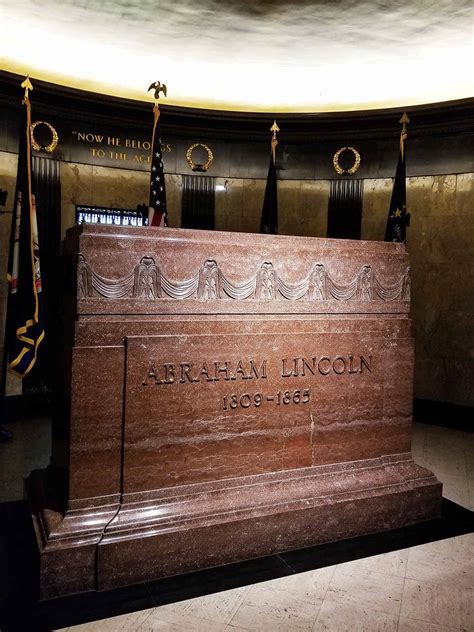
left=142, top=354, right=372, bottom=385
left=124, top=331, right=382, bottom=490
left=30, top=225, right=442, bottom=598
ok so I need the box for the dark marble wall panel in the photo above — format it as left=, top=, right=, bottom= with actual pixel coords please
left=0, top=72, right=472, bottom=180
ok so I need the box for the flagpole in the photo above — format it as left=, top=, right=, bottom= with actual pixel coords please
left=1, top=76, right=35, bottom=436
left=270, top=120, right=280, bottom=165
left=384, top=112, right=411, bottom=243
left=398, top=112, right=411, bottom=240
left=147, top=81, right=167, bottom=227
left=150, top=99, right=161, bottom=163
left=260, top=121, right=280, bottom=234
left=399, top=111, right=410, bottom=160
left=2, top=77, right=34, bottom=389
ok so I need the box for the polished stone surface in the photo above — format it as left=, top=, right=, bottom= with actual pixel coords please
left=20, top=225, right=441, bottom=599
left=0, top=153, right=472, bottom=410
left=0, top=419, right=472, bottom=630
left=361, top=172, right=474, bottom=408
left=26, top=225, right=443, bottom=598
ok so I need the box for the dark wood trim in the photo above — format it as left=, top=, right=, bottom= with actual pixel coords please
left=1, top=70, right=473, bottom=143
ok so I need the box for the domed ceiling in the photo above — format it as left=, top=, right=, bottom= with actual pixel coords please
left=1, top=0, right=473, bottom=112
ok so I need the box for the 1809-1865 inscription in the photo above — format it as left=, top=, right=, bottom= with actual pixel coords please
left=142, top=353, right=372, bottom=411
left=125, top=331, right=382, bottom=482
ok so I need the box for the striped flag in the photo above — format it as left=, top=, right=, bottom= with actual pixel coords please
left=148, top=105, right=167, bottom=227
left=6, top=77, right=45, bottom=377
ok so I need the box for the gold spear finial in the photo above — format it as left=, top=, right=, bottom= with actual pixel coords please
left=21, top=75, right=33, bottom=101
left=270, top=120, right=280, bottom=164
left=399, top=112, right=410, bottom=134
left=399, top=112, right=410, bottom=157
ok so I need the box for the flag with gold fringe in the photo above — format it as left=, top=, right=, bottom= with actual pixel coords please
left=385, top=113, right=411, bottom=242
left=6, top=77, right=45, bottom=377
left=260, top=121, right=279, bottom=234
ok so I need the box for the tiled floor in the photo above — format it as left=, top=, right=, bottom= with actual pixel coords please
left=0, top=420, right=472, bottom=631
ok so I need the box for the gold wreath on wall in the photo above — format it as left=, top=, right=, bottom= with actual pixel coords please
left=333, top=146, right=361, bottom=175
left=30, top=120, right=59, bottom=153
left=186, top=143, right=214, bottom=172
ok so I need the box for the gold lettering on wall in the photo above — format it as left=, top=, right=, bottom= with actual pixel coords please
left=72, top=130, right=172, bottom=166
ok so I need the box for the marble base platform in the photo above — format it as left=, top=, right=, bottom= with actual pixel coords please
left=29, top=453, right=441, bottom=599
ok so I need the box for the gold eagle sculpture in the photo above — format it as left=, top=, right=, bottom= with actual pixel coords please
left=148, top=81, right=167, bottom=100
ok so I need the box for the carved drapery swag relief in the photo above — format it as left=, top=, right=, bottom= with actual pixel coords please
left=77, top=255, right=411, bottom=302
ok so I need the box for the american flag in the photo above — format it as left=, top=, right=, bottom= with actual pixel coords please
left=148, top=105, right=167, bottom=227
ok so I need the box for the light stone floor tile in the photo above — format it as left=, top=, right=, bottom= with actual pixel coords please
left=400, top=577, right=474, bottom=630
left=151, top=586, right=251, bottom=626
left=411, top=445, right=424, bottom=462
left=8, top=422, right=474, bottom=631
left=59, top=608, right=154, bottom=631
left=229, top=583, right=322, bottom=631
left=338, top=548, right=409, bottom=579
left=411, top=426, right=427, bottom=448
left=422, top=436, right=467, bottom=454
left=439, top=475, right=472, bottom=510
left=406, top=533, right=474, bottom=589
left=134, top=607, right=235, bottom=631
left=257, top=566, right=335, bottom=603
left=312, top=599, right=398, bottom=632
left=324, top=566, right=404, bottom=616
left=398, top=616, right=462, bottom=632
left=468, top=478, right=474, bottom=510
left=465, top=449, right=474, bottom=477
left=422, top=452, right=468, bottom=479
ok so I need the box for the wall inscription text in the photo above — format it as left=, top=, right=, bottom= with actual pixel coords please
left=72, top=130, right=172, bottom=166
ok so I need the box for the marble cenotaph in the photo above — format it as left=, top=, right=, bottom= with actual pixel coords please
left=29, top=225, right=442, bottom=599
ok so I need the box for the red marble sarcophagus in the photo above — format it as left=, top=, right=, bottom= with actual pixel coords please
left=30, top=225, right=442, bottom=599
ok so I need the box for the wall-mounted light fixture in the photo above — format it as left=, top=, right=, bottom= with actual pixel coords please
left=215, top=180, right=228, bottom=192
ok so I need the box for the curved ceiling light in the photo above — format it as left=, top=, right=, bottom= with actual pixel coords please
left=1, top=0, right=472, bottom=112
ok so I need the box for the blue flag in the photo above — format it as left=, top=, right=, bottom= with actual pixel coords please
left=385, top=122, right=410, bottom=242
